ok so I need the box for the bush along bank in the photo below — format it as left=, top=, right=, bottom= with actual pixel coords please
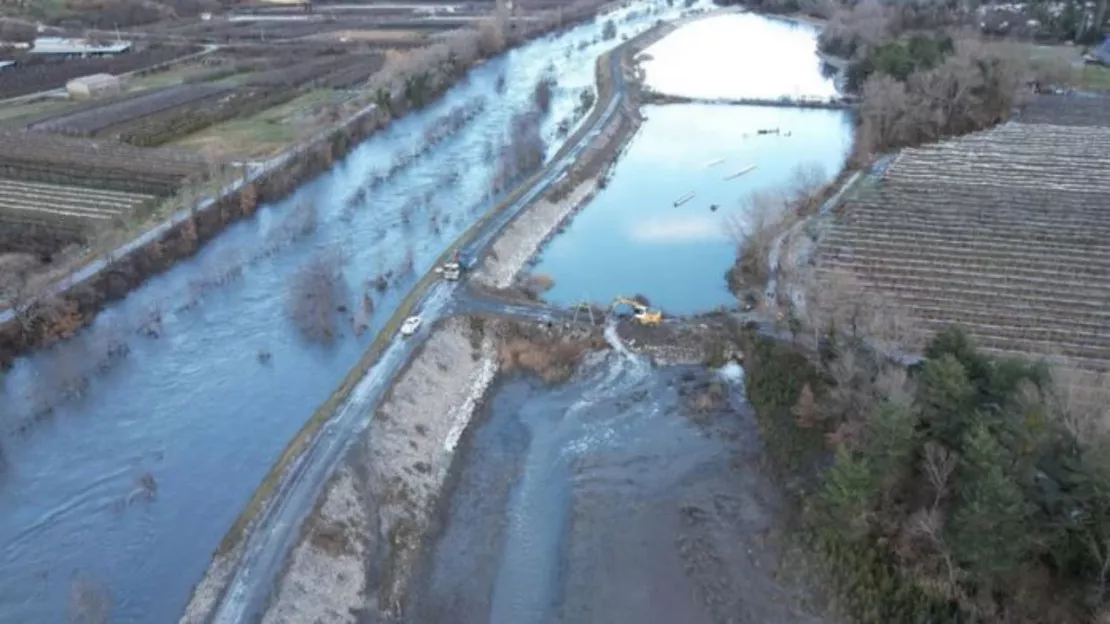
left=0, top=0, right=626, bottom=369
left=737, top=322, right=1110, bottom=623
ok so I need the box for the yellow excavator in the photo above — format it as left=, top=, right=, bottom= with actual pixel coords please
left=612, top=297, right=663, bottom=326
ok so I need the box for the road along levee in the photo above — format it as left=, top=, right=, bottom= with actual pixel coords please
left=180, top=31, right=645, bottom=624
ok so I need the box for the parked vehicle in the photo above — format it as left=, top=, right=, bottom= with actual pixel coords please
left=400, top=316, right=422, bottom=337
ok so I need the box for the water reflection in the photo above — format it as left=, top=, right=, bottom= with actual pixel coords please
left=640, top=12, right=838, bottom=101
left=534, top=104, right=852, bottom=314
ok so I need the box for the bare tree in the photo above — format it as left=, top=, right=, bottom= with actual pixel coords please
left=922, top=441, right=958, bottom=510
left=726, top=191, right=790, bottom=287
left=69, top=578, right=111, bottom=624
left=287, top=251, right=350, bottom=344
left=533, top=75, right=556, bottom=114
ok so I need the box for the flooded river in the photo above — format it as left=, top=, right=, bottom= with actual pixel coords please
left=534, top=13, right=851, bottom=314
left=0, top=3, right=695, bottom=621
left=410, top=330, right=823, bottom=623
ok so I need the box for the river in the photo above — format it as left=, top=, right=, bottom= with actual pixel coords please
left=0, top=2, right=696, bottom=621
left=408, top=327, right=824, bottom=623
left=534, top=12, right=852, bottom=314
left=409, top=12, right=847, bottom=621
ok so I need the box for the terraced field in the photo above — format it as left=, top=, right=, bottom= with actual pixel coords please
left=1016, top=94, right=1110, bottom=127
left=818, top=106, right=1110, bottom=369
left=0, top=131, right=208, bottom=195
left=0, top=179, right=154, bottom=233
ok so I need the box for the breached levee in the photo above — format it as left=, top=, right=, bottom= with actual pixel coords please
left=255, top=317, right=606, bottom=622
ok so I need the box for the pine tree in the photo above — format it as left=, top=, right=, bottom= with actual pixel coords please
left=948, top=423, right=1035, bottom=587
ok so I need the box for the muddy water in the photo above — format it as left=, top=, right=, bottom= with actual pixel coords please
left=411, top=332, right=823, bottom=623
left=0, top=2, right=707, bottom=622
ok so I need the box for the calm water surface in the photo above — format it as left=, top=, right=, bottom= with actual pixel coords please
left=535, top=103, right=852, bottom=314
left=640, top=12, right=838, bottom=100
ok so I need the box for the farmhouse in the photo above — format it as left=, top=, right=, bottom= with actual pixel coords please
left=816, top=94, right=1110, bottom=371
left=65, top=73, right=121, bottom=99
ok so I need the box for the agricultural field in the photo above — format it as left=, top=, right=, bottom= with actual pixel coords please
left=297, top=28, right=430, bottom=48
left=0, top=131, right=209, bottom=196
left=0, top=0, right=501, bottom=278
left=1016, top=93, right=1110, bottom=127
left=0, top=132, right=202, bottom=254
left=174, top=88, right=350, bottom=160
left=28, top=82, right=235, bottom=136
left=0, top=179, right=154, bottom=234
left=0, top=45, right=203, bottom=99
left=817, top=102, right=1110, bottom=370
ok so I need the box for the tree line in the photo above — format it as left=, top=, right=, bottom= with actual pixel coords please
left=740, top=315, right=1110, bottom=623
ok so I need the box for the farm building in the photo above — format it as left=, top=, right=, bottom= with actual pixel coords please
left=66, top=73, right=121, bottom=99
left=30, top=37, right=132, bottom=59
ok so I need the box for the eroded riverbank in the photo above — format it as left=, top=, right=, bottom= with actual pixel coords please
left=407, top=322, right=826, bottom=623
left=256, top=316, right=607, bottom=622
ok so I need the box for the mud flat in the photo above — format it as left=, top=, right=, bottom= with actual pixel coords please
left=619, top=315, right=738, bottom=366
left=408, top=346, right=827, bottom=623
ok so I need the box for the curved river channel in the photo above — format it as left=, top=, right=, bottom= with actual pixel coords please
left=0, top=6, right=848, bottom=623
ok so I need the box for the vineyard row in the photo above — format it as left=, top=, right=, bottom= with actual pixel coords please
left=819, top=257, right=1110, bottom=302
left=835, top=214, right=1110, bottom=246
left=822, top=227, right=1110, bottom=265
left=820, top=241, right=1110, bottom=280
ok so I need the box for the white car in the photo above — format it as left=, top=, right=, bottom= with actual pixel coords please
left=400, top=316, right=422, bottom=337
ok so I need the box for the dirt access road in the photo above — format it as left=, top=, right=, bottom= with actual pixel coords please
left=188, top=37, right=637, bottom=624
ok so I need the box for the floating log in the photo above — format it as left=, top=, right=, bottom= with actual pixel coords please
left=704, top=157, right=725, bottom=168
left=724, top=165, right=757, bottom=181
left=673, top=191, right=696, bottom=207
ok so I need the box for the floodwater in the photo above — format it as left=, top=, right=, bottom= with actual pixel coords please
left=410, top=329, right=823, bottom=623
left=535, top=103, right=852, bottom=314
left=0, top=2, right=701, bottom=621
left=640, top=12, right=838, bottom=101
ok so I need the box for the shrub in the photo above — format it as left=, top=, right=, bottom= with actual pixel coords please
left=601, top=19, right=617, bottom=41
left=286, top=251, right=349, bottom=344
left=498, top=335, right=594, bottom=384
left=533, top=75, right=556, bottom=114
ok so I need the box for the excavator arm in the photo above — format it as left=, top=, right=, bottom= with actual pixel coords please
left=611, top=297, right=662, bottom=325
